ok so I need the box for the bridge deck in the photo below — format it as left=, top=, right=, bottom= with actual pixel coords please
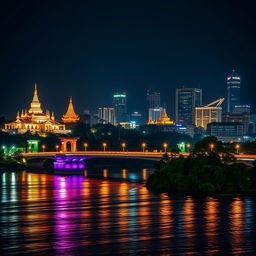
left=21, top=151, right=256, bottom=161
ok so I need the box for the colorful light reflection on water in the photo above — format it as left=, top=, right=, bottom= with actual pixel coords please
left=0, top=171, right=256, bottom=255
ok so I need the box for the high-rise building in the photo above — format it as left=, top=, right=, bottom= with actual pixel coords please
left=146, top=90, right=161, bottom=108
left=148, top=107, right=164, bottom=122
left=147, top=90, right=161, bottom=122
left=195, top=98, right=224, bottom=129
left=175, top=88, right=202, bottom=125
left=98, top=107, right=115, bottom=125
left=113, top=92, right=127, bottom=124
left=227, top=69, right=241, bottom=113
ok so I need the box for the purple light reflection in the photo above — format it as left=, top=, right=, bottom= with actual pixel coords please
left=54, top=156, right=86, bottom=170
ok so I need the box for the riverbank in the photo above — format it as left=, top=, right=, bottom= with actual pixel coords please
left=146, top=152, right=256, bottom=196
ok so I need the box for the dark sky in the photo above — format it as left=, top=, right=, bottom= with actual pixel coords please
left=0, top=0, right=256, bottom=120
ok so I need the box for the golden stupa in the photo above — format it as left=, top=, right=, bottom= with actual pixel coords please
left=154, top=108, right=175, bottom=125
left=62, top=97, right=80, bottom=123
left=4, top=84, right=68, bottom=135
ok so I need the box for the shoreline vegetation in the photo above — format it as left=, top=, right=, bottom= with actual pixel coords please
left=146, top=152, right=256, bottom=196
left=0, top=151, right=26, bottom=170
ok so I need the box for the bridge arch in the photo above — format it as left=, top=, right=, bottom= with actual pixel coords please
left=60, top=137, right=79, bottom=152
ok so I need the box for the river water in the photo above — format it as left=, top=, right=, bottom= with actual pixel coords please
left=0, top=169, right=256, bottom=255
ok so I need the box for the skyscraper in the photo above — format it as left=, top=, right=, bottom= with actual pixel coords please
left=146, top=90, right=161, bottom=108
left=148, top=107, right=164, bottom=122
left=175, top=88, right=202, bottom=125
left=98, top=107, right=115, bottom=125
left=113, top=92, right=127, bottom=124
left=227, top=69, right=241, bottom=113
left=146, top=90, right=161, bottom=122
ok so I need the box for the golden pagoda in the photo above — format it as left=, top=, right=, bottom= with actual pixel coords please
left=62, top=97, right=80, bottom=123
left=3, top=84, right=69, bottom=135
left=148, top=119, right=155, bottom=125
left=155, top=108, right=175, bottom=125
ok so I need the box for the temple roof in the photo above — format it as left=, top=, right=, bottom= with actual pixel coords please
left=155, top=108, right=175, bottom=125
left=28, top=84, right=43, bottom=114
left=62, top=97, right=80, bottom=123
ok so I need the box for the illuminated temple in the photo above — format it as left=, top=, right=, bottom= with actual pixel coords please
left=62, top=97, right=80, bottom=123
left=4, top=84, right=69, bottom=135
left=148, top=108, right=175, bottom=125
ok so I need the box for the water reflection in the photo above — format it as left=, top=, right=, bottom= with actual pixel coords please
left=204, top=197, right=219, bottom=255
left=0, top=171, right=256, bottom=255
left=229, top=197, right=245, bottom=255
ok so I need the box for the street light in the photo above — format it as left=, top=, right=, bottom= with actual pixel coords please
left=186, top=143, right=191, bottom=153
left=209, top=143, right=214, bottom=152
left=102, top=142, right=107, bottom=151
left=141, top=143, right=146, bottom=152
left=84, top=143, right=88, bottom=151
left=55, top=145, right=59, bottom=152
left=121, top=143, right=126, bottom=152
left=163, top=143, right=168, bottom=153
left=42, top=145, right=46, bottom=152
left=235, top=144, right=240, bottom=154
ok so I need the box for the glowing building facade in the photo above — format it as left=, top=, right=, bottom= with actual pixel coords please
left=4, top=85, right=69, bottom=135
left=195, top=98, right=224, bottom=129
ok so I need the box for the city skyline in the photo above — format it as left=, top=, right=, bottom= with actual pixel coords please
left=0, top=1, right=256, bottom=117
left=1, top=67, right=250, bottom=121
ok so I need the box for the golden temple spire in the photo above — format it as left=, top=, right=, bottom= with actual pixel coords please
left=62, top=97, right=80, bottom=123
left=16, top=111, right=20, bottom=120
left=155, top=108, right=175, bottom=125
left=28, top=83, right=43, bottom=114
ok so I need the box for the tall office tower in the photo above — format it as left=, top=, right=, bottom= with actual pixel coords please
left=227, top=69, right=241, bottom=113
left=98, top=107, right=115, bottom=125
left=195, top=98, right=224, bottom=129
left=113, top=92, right=127, bottom=124
left=147, top=90, right=161, bottom=122
left=146, top=90, right=161, bottom=108
left=148, top=107, right=164, bottom=122
left=175, top=88, right=202, bottom=124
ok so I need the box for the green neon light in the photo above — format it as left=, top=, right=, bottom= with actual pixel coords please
left=113, top=94, right=126, bottom=98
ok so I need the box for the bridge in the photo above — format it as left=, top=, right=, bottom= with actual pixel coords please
left=22, top=151, right=169, bottom=170
left=22, top=151, right=256, bottom=170
left=22, top=151, right=256, bottom=161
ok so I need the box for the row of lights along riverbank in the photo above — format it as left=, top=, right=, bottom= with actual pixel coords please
left=2, top=142, right=241, bottom=154
left=34, top=142, right=240, bottom=153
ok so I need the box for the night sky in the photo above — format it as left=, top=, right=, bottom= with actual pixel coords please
left=0, top=0, right=256, bottom=120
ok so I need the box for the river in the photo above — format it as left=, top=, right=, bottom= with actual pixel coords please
left=0, top=169, right=256, bottom=255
